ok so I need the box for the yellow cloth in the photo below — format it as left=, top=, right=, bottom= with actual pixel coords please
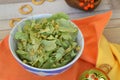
left=97, top=35, right=120, bottom=80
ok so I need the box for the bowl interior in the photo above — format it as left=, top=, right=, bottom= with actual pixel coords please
left=9, top=14, right=84, bottom=70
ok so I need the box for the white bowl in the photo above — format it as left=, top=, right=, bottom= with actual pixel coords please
left=9, top=14, right=84, bottom=76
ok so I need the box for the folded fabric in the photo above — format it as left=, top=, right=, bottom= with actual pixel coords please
left=97, top=35, right=120, bottom=80
left=0, top=11, right=112, bottom=80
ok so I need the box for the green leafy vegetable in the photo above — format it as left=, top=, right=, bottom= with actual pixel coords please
left=41, top=40, right=57, bottom=51
left=48, top=12, right=69, bottom=21
left=15, top=13, right=80, bottom=69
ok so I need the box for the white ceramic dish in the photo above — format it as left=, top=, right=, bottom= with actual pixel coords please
left=9, top=14, right=84, bottom=76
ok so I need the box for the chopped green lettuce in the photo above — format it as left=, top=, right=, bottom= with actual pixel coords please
left=15, top=13, right=80, bottom=69
left=41, top=40, right=57, bottom=51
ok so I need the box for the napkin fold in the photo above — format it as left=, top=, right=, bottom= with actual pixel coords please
left=97, top=35, right=120, bottom=80
left=0, top=11, right=112, bottom=80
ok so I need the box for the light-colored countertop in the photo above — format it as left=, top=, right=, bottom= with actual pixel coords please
left=0, top=0, right=120, bottom=43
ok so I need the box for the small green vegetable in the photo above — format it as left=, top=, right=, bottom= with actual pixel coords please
left=15, top=13, right=80, bottom=69
left=79, top=69, right=109, bottom=80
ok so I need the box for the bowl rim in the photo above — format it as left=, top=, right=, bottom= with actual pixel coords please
left=9, top=14, right=84, bottom=71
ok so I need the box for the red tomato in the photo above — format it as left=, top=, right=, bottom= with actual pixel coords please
left=85, top=74, right=89, bottom=78
left=94, top=78, right=99, bottom=80
left=91, top=74, right=96, bottom=79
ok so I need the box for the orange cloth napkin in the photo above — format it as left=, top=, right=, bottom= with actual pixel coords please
left=0, top=11, right=112, bottom=80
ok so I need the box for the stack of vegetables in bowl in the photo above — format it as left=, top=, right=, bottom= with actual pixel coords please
left=9, top=13, right=84, bottom=76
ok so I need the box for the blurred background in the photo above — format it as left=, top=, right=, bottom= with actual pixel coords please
left=0, top=0, right=120, bottom=43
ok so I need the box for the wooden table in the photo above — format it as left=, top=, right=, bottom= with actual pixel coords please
left=0, top=0, right=120, bottom=43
